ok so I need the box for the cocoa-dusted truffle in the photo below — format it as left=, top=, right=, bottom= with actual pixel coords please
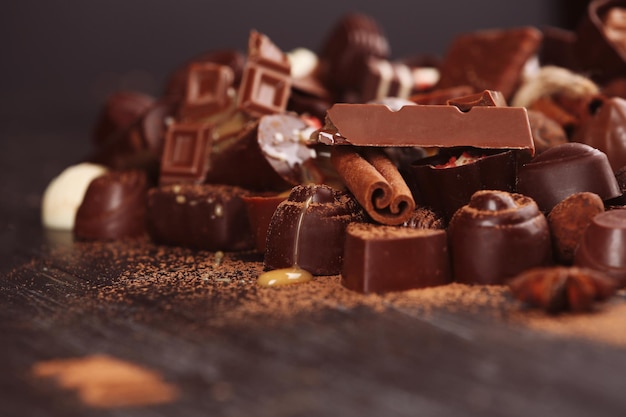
left=74, top=170, right=148, bottom=241
left=147, top=183, right=254, bottom=251
left=341, top=223, right=451, bottom=294
left=574, top=208, right=626, bottom=288
left=516, top=142, right=621, bottom=212
left=448, top=190, right=552, bottom=285
left=547, top=192, right=605, bottom=264
left=264, top=184, right=365, bottom=276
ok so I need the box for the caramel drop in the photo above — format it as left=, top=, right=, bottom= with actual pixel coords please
left=257, top=267, right=313, bottom=287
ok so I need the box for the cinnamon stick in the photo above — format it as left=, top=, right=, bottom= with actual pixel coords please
left=331, top=147, right=415, bottom=225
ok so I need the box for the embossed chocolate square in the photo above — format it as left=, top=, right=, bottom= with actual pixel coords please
left=238, top=63, right=291, bottom=117
left=159, top=122, right=212, bottom=185
left=179, top=63, right=234, bottom=121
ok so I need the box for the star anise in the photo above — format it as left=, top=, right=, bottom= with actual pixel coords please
left=508, top=267, right=618, bottom=314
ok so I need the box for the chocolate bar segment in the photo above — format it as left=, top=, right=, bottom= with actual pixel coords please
left=341, top=223, right=451, bottom=294
left=318, top=103, right=534, bottom=152
left=159, top=122, right=212, bottom=185
left=178, top=63, right=234, bottom=121
left=147, top=183, right=254, bottom=251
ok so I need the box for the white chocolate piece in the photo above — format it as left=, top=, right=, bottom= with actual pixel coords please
left=287, top=48, right=318, bottom=79
left=41, top=163, right=108, bottom=230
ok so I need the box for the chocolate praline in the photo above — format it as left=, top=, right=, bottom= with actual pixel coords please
left=264, top=184, right=365, bottom=276
left=516, top=142, right=621, bottom=212
left=448, top=190, right=552, bottom=285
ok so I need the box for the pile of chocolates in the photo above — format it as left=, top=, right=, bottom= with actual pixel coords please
left=42, top=1, right=626, bottom=313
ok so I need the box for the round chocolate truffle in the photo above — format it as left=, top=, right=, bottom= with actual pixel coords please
left=264, top=184, right=365, bottom=276
left=448, top=190, right=552, bottom=285
left=74, top=170, right=148, bottom=240
left=574, top=208, right=626, bottom=288
left=516, top=142, right=621, bottom=212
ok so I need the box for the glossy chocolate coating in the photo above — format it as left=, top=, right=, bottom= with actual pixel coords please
left=341, top=223, right=451, bottom=294
left=93, top=91, right=155, bottom=145
left=517, top=142, right=621, bottom=212
left=147, top=183, right=254, bottom=251
left=573, top=97, right=626, bottom=171
left=242, top=193, right=287, bottom=253
left=264, top=184, right=365, bottom=276
left=437, top=27, right=542, bottom=100
left=408, top=149, right=518, bottom=222
left=448, top=190, right=552, bottom=285
left=574, top=208, right=626, bottom=287
left=74, top=170, right=148, bottom=240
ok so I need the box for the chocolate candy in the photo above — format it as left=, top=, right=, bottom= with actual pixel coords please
left=526, top=109, right=568, bottom=154
left=147, top=183, right=254, bottom=251
left=74, top=170, right=148, bottom=241
left=574, top=208, right=626, bottom=287
left=408, top=148, right=518, bottom=222
left=317, top=103, right=535, bottom=152
left=360, top=58, right=414, bottom=102
left=237, top=31, right=291, bottom=118
left=446, top=89, right=507, bottom=111
left=437, top=27, right=542, bottom=101
left=264, top=184, right=365, bottom=276
left=159, top=121, right=212, bottom=185
left=93, top=91, right=155, bottom=145
left=448, top=190, right=552, bottom=285
left=341, top=223, right=451, bottom=294
left=242, top=193, right=287, bottom=253
left=547, top=192, right=605, bottom=264
left=573, top=97, right=626, bottom=171
left=409, top=86, right=475, bottom=105
left=318, top=13, right=390, bottom=93
left=516, top=142, right=621, bottom=212
left=177, top=63, right=234, bottom=121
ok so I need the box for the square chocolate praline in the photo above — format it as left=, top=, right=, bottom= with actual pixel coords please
left=341, top=224, right=451, bottom=294
left=237, top=63, right=291, bottom=118
left=159, top=122, right=213, bottom=184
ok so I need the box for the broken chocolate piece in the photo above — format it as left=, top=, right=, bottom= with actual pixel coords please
left=178, top=63, right=234, bottom=121
left=264, top=184, right=365, bottom=276
left=446, top=90, right=507, bottom=111
left=437, top=27, right=542, bottom=100
left=331, top=147, right=415, bottom=226
left=448, top=190, right=552, bottom=285
left=159, top=121, right=212, bottom=185
left=341, top=223, right=451, bottom=294
left=318, top=103, right=535, bottom=152
left=360, top=57, right=415, bottom=102
left=574, top=208, right=626, bottom=287
left=517, top=142, right=621, bottom=212
left=74, top=170, right=148, bottom=241
left=147, top=183, right=254, bottom=251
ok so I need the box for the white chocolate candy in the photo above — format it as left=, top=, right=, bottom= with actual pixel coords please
left=287, top=47, right=318, bottom=79
left=41, top=163, right=108, bottom=230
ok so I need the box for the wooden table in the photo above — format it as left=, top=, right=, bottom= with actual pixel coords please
left=2, top=129, right=625, bottom=417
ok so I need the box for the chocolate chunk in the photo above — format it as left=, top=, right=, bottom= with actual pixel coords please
left=318, top=102, right=534, bottom=152
left=264, top=184, right=365, bottom=276
left=341, top=223, right=451, bottom=294
left=74, top=170, right=148, bottom=241
left=574, top=208, right=626, bottom=287
left=159, top=121, right=212, bottom=185
left=318, top=13, right=390, bottom=93
left=575, top=0, right=626, bottom=83
left=448, top=190, right=552, bottom=285
left=526, top=109, right=568, bottom=153
left=446, top=90, right=507, bottom=111
left=517, top=142, right=621, bottom=212
left=242, top=193, right=288, bottom=253
left=408, top=149, right=518, bottom=221
left=409, top=86, right=475, bottom=105
left=237, top=31, right=291, bottom=118
left=547, top=192, right=605, bottom=264
left=573, top=97, right=626, bottom=171
left=437, top=27, right=542, bottom=100
left=360, top=58, right=415, bottom=102
left=178, top=63, right=234, bottom=121
left=93, top=91, right=155, bottom=145
left=147, top=183, right=254, bottom=251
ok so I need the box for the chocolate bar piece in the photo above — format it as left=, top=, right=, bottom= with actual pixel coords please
left=341, top=223, right=451, bottom=294
left=237, top=31, right=291, bottom=118
left=178, top=63, right=234, bottom=121
left=318, top=103, right=535, bottom=152
left=517, top=142, right=621, bottom=212
left=360, top=57, right=414, bottom=102
left=575, top=208, right=626, bottom=288
left=159, top=121, right=212, bottom=185
left=437, top=27, right=542, bottom=100
left=242, top=193, right=288, bottom=253
left=74, top=170, right=148, bottom=241
left=147, top=183, right=254, bottom=251
left=448, top=190, right=552, bottom=285
left=264, top=184, right=365, bottom=276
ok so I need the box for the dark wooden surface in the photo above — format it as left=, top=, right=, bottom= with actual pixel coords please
left=1, top=130, right=626, bottom=417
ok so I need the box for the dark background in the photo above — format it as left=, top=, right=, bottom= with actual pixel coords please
left=1, top=0, right=588, bottom=144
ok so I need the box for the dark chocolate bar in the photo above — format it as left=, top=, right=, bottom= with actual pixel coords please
left=159, top=121, right=213, bottom=185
